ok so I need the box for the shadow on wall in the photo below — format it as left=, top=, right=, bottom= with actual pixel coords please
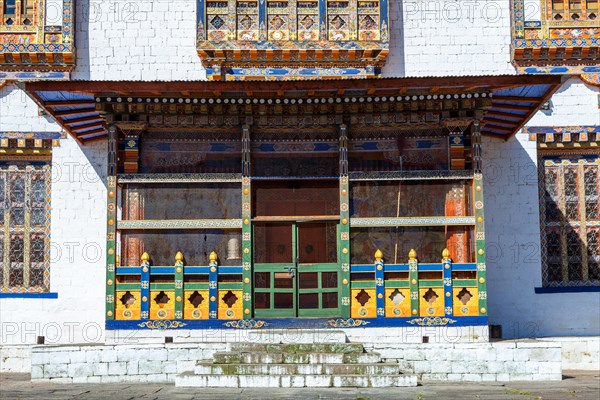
left=483, top=134, right=600, bottom=338
left=73, top=0, right=91, bottom=80
left=381, top=0, right=406, bottom=77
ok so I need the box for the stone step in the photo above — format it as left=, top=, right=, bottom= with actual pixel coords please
left=176, top=372, right=417, bottom=388
left=213, top=351, right=381, bottom=364
left=227, top=342, right=365, bottom=354
left=194, top=362, right=401, bottom=375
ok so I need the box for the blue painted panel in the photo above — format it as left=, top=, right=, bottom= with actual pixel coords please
left=116, top=267, right=141, bottom=275
left=150, top=267, right=175, bottom=275
left=219, top=267, right=243, bottom=274
left=452, top=263, right=477, bottom=271
left=417, top=264, right=443, bottom=271
left=107, top=316, right=489, bottom=330
left=185, top=267, right=211, bottom=274
left=0, top=292, right=58, bottom=299
left=383, top=264, right=409, bottom=272
left=350, top=265, right=375, bottom=273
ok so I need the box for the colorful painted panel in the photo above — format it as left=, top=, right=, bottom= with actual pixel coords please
left=350, top=226, right=475, bottom=265
left=120, top=230, right=242, bottom=267
left=197, top=0, right=389, bottom=77
left=350, top=181, right=472, bottom=218
left=139, top=132, right=242, bottom=174
left=122, top=183, right=242, bottom=220
left=512, top=0, right=600, bottom=68
left=348, top=135, right=450, bottom=172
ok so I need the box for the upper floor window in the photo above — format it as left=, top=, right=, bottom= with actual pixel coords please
left=1, top=0, right=37, bottom=26
left=540, top=154, right=600, bottom=287
left=550, top=0, right=598, bottom=21
left=0, top=158, right=51, bottom=293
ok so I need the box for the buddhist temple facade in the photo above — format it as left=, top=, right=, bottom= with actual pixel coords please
left=0, top=0, right=598, bottom=382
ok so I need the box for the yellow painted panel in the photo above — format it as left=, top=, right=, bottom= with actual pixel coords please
left=218, top=289, right=243, bottom=319
left=418, top=287, right=444, bottom=317
left=452, top=286, right=479, bottom=316
left=384, top=288, right=411, bottom=318
left=351, top=288, right=376, bottom=318
left=150, top=290, right=175, bottom=320
left=183, top=290, right=210, bottom=320
left=115, top=290, right=141, bottom=320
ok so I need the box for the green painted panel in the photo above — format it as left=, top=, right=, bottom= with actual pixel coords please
left=115, top=283, right=140, bottom=291
left=452, top=279, right=477, bottom=287
left=350, top=281, right=376, bottom=289
left=384, top=281, right=410, bottom=288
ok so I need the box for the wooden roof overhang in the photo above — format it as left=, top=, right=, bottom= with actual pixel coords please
left=25, top=75, right=564, bottom=143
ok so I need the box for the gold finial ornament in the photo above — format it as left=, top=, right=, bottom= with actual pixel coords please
left=116, top=255, right=120, bottom=267
left=408, top=249, right=417, bottom=260
left=374, top=249, right=383, bottom=261
left=175, top=251, right=184, bottom=262
left=141, top=252, right=150, bottom=262
left=442, top=248, right=450, bottom=260
left=209, top=251, right=218, bottom=262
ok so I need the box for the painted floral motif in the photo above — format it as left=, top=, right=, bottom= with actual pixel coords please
left=224, top=320, right=269, bottom=329
left=327, top=318, right=370, bottom=328
left=137, top=320, right=187, bottom=329
left=406, top=317, right=457, bottom=326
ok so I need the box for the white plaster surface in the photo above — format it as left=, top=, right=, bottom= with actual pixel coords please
left=482, top=131, right=600, bottom=338
left=0, top=85, right=108, bottom=347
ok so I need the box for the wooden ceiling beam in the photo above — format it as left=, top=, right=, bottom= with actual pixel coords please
left=485, top=111, right=522, bottom=120
left=63, top=116, right=104, bottom=125
left=71, top=122, right=105, bottom=132
left=491, top=103, right=531, bottom=112
left=492, top=96, right=541, bottom=103
left=78, top=129, right=107, bottom=139
left=25, top=75, right=564, bottom=94
left=44, top=100, right=97, bottom=107
left=482, top=124, right=513, bottom=134
left=484, top=117, right=519, bottom=128
left=53, top=107, right=96, bottom=117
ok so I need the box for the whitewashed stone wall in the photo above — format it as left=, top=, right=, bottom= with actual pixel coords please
left=69, top=0, right=514, bottom=80
left=528, top=78, right=600, bottom=127
left=541, top=337, right=600, bottom=371
left=384, top=0, right=514, bottom=77
left=26, top=340, right=562, bottom=383
left=0, top=84, right=108, bottom=347
left=482, top=78, right=600, bottom=338
left=73, top=0, right=204, bottom=81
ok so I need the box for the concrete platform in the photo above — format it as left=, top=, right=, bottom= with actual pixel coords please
left=1, top=371, right=598, bottom=400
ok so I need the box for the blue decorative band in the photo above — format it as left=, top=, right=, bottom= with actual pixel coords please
left=0, top=292, right=58, bottom=299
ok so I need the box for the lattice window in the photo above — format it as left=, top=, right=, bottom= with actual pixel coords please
left=540, top=156, right=600, bottom=287
left=1, top=0, right=37, bottom=26
left=0, top=160, right=51, bottom=293
left=550, top=0, right=599, bottom=20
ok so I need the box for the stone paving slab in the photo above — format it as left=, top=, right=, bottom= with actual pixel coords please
left=1, top=371, right=599, bottom=400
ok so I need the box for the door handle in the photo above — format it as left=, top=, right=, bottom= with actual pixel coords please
left=287, top=265, right=296, bottom=278
left=287, top=257, right=298, bottom=278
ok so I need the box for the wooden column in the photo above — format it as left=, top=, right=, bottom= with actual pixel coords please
left=339, top=124, right=351, bottom=318
left=241, top=125, right=253, bottom=319
left=105, top=124, right=118, bottom=320
left=472, top=120, right=488, bottom=317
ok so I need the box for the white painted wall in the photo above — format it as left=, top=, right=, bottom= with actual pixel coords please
left=72, top=0, right=204, bottom=81
left=0, top=85, right=107, bottom=346
left=528, top=78, right=600, bottom=127
left=384, top=0, right=514, bottom=77
left=69, top=0, right=514, bottom=80
left=482, top=123, right=600, bottom=338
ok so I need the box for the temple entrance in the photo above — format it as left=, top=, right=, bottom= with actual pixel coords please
left=252, top=181, right=340, bottom=318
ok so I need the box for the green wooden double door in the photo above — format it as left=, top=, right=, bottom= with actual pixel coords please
left=253, top=221, right=341, bottom=318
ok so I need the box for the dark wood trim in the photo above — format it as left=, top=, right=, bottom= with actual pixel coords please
left=506, top=82, right=563, bottom=141
left=25, top=75, right=564, bottom=95
left=492, top=96, right=540, bottom=103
